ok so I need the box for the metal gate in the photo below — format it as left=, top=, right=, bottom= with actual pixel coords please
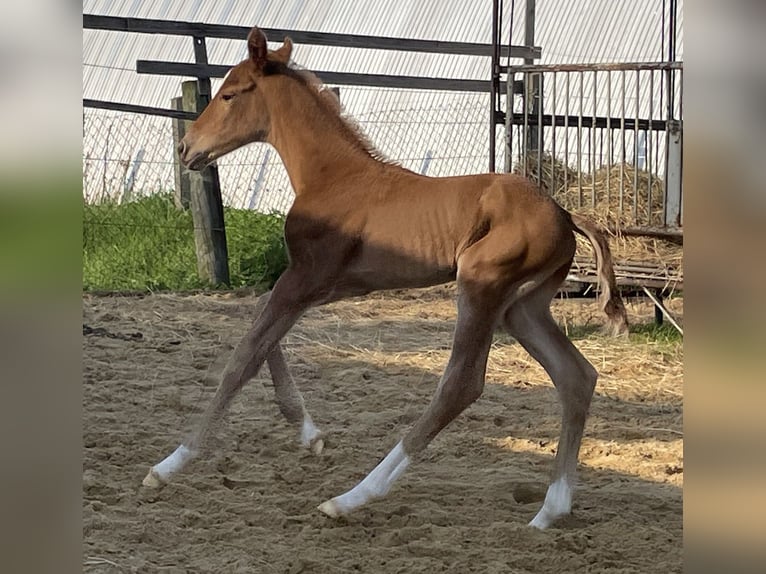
left=504, top=61, right=683, bottom=235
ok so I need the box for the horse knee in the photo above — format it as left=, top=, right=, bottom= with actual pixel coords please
left=557, top=363, right=597, bottom=419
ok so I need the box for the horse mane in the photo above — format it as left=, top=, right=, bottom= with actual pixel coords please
left=268, top=61, right=397, bottom=165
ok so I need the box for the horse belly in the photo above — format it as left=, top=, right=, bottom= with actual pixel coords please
left=352, top=231, right=457, bottom=290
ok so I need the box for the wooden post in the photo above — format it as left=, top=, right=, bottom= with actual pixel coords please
left=171, top=96, right=190, bottom=210
left=179, top=79, right=230, bottom=286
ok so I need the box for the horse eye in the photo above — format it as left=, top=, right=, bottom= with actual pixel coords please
left=221, top=94, right=235, bottom=101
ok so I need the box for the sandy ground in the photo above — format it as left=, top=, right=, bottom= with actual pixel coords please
left=83, top=287, right=682, bottom=573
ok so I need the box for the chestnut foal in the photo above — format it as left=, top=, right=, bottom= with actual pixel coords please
left=144, top=26, right=628, bottom=529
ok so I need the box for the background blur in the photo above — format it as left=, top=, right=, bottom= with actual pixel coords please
left=0, top=1, right=764, bottom=572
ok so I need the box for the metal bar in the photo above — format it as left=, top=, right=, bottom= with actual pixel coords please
left=634, top=69, right=640, bottom=222
left=136, top=60, right=493, bottom=92
left=654, top=68, right=661, bottom=224
left=608, top=226, right=682, bottom=239
left=551, top=71, right=557, bottom=193
left=504, top=112, right=669, bottom=131
left=84, top=14, right=542, bottom=59
left=577, top=71, right=583, bottom=207
left=665, top=118, right=683, bottom=227
left=606, top=71, right=611, bottom=204
left=669, top=0, right=678, bottom=63
left=592, top=70, right=597, bottom=208
left=525, top=0, right=538, bottom=182
left=490, top=0, right=500, bottom=172
left=599, top=126, right=604, bottom=173
left=666, top=0, right=677, bottom=113
left=503, top=61, right=683, bottom=73
left=564, top=71, right=570, bottom=197
left=620, top=70, right=626, bottom=215
left=648, top=70, right=654, bottom=225
left=642, top=286, right=683, bottom=336
left=505, top=70, right=515, bottom=172
left=524, top=0, right=537, bottom=66
left=192, top=36, right=212, bottom=104
left=505, top=0, right=518, bottom=173
left=523, top=72, right=529, bottom=177
left=193, top=36, right=208, bottom=66
left=537, top=72, right=543, bottom=187
left=83, top=98, right=198, bottom=120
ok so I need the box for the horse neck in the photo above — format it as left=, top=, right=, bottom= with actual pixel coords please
left=264, top=77, right=378, bottom=195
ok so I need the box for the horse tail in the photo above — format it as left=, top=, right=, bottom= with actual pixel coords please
left=569, top=213, right=629, bottom=336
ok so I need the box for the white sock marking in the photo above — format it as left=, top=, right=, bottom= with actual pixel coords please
left=151, top=444, right=196, bottom=481
left=300, top=417, right=321, bottom=448
left=320, top=441, right=410, bottom=516
left=529, top=477, right=572, bottom=529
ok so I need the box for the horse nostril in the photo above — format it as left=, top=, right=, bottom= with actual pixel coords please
left=177, top=141, right=187, bottom=157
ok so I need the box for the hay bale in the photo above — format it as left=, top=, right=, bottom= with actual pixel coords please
left=555, top=164, right=666, bottom=229
left=512, top=152, right=571, bottom=197
left=514, top=156, right=683, bottom=278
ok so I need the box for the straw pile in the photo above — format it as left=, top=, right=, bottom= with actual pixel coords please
left=513, top=154, right=683, bottom=287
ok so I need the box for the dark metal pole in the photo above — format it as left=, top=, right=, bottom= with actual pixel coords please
left=666, top=0, right=677, bottom=116
left=504, top=0, right=516, bottom=172
left=524, top=0, right=539, bottom=154
left=489, top=0, right=501, bottom=172
left=524, top=0, right=536, bottom=67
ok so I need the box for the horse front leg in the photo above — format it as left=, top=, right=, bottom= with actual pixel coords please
left=142, top=269, right=320, bottom=487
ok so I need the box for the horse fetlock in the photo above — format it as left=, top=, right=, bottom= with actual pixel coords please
left=300, top=418, right=323, bottom=454
left=142, top=469, right=165, bottom=489
left=529, top=477, right=572, bottom=529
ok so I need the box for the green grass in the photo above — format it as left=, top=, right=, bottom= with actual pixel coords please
left=628, top=321, right=683, bottom=345
left=83, top=194, right=288, bottom=292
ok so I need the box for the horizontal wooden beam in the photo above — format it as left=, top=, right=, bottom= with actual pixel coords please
left=84, top=14, right=541, bottom=60
left=83, top=98, right=198, bottom=120
left=136, top=60, right=492, bottom=92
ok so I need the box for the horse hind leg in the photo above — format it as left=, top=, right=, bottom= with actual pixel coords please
left=503, top=267, right=598, bottom=529
left=317, top=281, right=500, bottom=517
left=228, top=290, right=322, bottom=453
left=267, top=342, right=323, bottom=454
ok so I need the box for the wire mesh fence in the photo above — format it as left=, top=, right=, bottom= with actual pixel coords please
left=83, top=72, right=682, bottom=293
left=82, top=88, right=497, bottom=291
left=82, top=88, right=494, bottom=211
left=506, top=63, right=683, bottom=230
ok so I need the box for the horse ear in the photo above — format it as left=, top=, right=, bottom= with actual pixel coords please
left=247, top=27, right=268, bottom=68
left=270, top=37, right=293, bottom=64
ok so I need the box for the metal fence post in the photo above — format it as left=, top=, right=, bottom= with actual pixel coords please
left=664, top=119, right=682, bottom=228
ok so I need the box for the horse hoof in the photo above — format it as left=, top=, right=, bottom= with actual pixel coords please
left=310, top=437, right=324, bottom=456
left=142, top=469, right=164, bottom=488
left=317, top=499, right=341, bottom=518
